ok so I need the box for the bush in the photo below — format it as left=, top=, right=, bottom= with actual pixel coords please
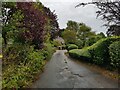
left=69, top=49, right=91, bottom=61
left=85, top=33, right=106, bottom=47
left=2, top=41, right=55, bottom=88
left=2, top=43, right=33, bottom=67
left=87, top=36, right=120, bottom=65
left=2, top=50, right=45, bottom=88
left=109, top=41, right=120, bottom=69
left=52, top=40, right=62, bottom=47
left=85, top=37, right=96, bottom=47
left=75, top=39, right=84, bottom=49
left=69, top=36, right=120, bottom=67
left=2, top=43, right=46, bottom=88
left=67, top=44, right=78, bottom=50
left=43, top=42, right=55, bottom=60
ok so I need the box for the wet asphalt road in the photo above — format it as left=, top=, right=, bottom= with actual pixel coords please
left=32, top=50, right=119, bottom=88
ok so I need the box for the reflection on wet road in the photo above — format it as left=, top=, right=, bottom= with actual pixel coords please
left=33, top=50, right=119, bottom=88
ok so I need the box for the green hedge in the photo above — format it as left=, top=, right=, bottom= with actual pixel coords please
left=67, top=44, right=78, bottom=50
left=2, top=44, right=45, bottom=88
left=52, top=40, right=62, bottom=47
left=87, top=36, right=120, bottom=65
left=43, top=43, right=55, bottom=60
left=69, top=36, right=120, bottom=67
left=2, top=42, right=54, bottom=88
left=109, top=41, right=120, bottom=69
left=69, top=49, right=91, bottom=61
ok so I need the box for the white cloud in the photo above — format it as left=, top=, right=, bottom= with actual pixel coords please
left=40, top=0, right=107, bottom=34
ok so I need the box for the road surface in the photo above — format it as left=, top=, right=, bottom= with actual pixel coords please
left=32, top=50, right=119, bottom=88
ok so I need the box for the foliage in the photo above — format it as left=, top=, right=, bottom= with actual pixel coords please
left=76, top=1, right=120, bottom=26
left=107, top=25, right=120, bottom=36
left=109, top=41, right=120, bottom=69
left=2, top=2, right=17, bottom=46
left=2, top=41, right=55, bottom=88
left=85, top=37, right=96, bottom=47
left=62, top=30, right=77, bottom=44
left=67, top=44, right=78, bottom=50
left=78, top=23, right=95, bottom=46
left=3, top=44, right=31, bottom=67
left=87, top=36, right=120, bottom=65
left=16, top=2, right=46, bottom=49
left=69, top=49, right=91, bottom=61
left=2, top=44, right=45, bottom=88
left=2, top=2, right=59, bottom=48
left=66, top=20, right=79, bottom=32
left=75, top=39, right=83, bottom=49
left=43, top=6, right=59, bottom=40
left=52, top=39, right=62, bottom=47
left=58, top=29, right=65, bottom=37
left=2, top=2, right=58, bottom=88
left=69, top=36, right=120, bottom=69
left=62, top=21, right=96, bottom=48
left=43, top=42, right=55, bottom=60
left=76, top=1, right=120, bottom=36
left=97, top=32, right=106, bottom=38
left=85, top=32, right=106, bottom=47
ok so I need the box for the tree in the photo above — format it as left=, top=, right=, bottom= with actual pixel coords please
left=85, top=32, right=106, bottom=47
left=97, top=32, right=106, bottom=38
left=64, top=21, right=96, bottom=47
left=62, top=30, right=77, bottom=44
left=16, top=2, right=46, bottom=49
left=43, top=7, right=59, bottom=40
left=77, top=23, right=96, bottom=46
left=2, top=2, right=17, bottom=46
left=2, top=2, right=59, bottom=49
left=76, top=0, right=120, bottom=36
left=58, top=29, right=65, bottom=37
left=66, top=20, right=79, bottom=32
left=107, top=25, right=120, bottom=36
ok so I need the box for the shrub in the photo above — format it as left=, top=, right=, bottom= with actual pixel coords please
left=2, top=43, right=33, bottom=67
left=43, top=42, right=55, bottom=60
left=2, top=50, right=45, bottom=88
left=69, top=49, right=91, bottom=61
left=2, top=41, right=55, bottom=88
left=69, top=36, right=120, bottom=66
left=2, top=43, right=46, bottom=88
left=75, top=39, right=84, bottom=49
left=52, top=40, right=62, bottom=47
left=67, top=44, right=78, bottom=50
left=85, top=33, right=106, bottom=47
left=109, top=41, right=120, bottom=69
left=88, top=36, right=120, bottom=65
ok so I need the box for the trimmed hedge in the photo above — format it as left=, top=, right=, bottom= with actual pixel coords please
left=87, top=36, right=120, bottom=65
left=109, top=41, right=120, bottom=69
left=67, top=44, right=78, bottom=50
left=69, top=49, right=91, bottom=61
left=69, top=36, right=120, bottom=67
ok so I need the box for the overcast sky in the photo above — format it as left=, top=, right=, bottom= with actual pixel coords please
left=40, top=0, right=107, bottom=34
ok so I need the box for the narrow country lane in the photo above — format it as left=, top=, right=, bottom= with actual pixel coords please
left=32, top=50, right=119, bottom=88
